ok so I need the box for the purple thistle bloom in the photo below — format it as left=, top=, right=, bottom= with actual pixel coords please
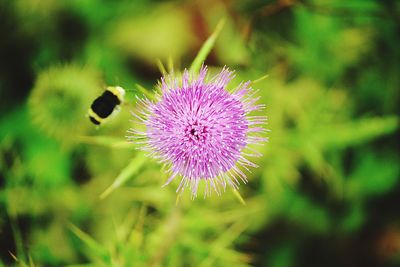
left=128, top=66, right=267, bottom=198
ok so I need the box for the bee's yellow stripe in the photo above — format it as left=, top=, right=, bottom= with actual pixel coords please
left=88, top=108, right=104, bottom=123
left=107, top=86, right=125, bottom=102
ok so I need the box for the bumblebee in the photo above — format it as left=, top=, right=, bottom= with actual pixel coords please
left=88, top=86, right=125, bottom=125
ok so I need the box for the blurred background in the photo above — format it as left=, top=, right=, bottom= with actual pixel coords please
left=0, top=0, right=399, bottom=266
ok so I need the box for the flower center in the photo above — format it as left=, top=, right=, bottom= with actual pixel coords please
left=185, top=121, right=208, bottom=143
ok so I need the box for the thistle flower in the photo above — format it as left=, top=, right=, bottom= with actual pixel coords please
left=128, top=66, right=267, bottom=198
left=29, top=65, right=101, bottom=143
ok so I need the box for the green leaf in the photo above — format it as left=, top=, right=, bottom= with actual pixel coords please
left=347, top=153, right=400, bottom=199
left=100, top=152, right=147, bottom=199
left=232, top=188, right=246, bottom=205
left=78, top=135, right=131, bottom=149
left=135, top=83, right=156, bottom=100
left=190, top=19, right=225, bottom=74
left=316, top=116, right=399, bottom=149
left=198, top=220, right=248, bottom=267
left=68, top=223, right=110, bottom=262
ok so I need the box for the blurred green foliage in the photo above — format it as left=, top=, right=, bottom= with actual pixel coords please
left=0, top=0, right=399, bottom=266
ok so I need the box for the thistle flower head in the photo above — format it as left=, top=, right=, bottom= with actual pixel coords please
left=29, top=65, right=101, bottom=143
left=128, top=66, right=266, bottom=198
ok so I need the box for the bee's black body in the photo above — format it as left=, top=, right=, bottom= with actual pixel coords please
left=89, top=116, right=101, bottom=125
left=88, top=86, right=125, bottom=125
